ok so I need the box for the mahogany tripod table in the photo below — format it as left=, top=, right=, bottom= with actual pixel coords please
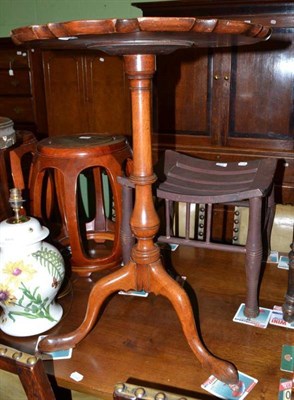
left=11, top=17, right=271, bottom=385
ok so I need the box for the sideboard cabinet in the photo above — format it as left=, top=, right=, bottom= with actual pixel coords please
left=42, top=50, right=131, bottom=137
left=133, top=0, right=294, bottom=204
left=0, top=38, right=47, bottom=138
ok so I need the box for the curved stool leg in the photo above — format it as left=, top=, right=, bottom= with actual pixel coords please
left=244, top=197, right=263, bottom=318
left=149, top=260, right=238, bottom=384
left=30, top=167, right=47, bottom=219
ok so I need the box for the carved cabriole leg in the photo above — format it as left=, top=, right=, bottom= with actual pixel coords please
left=149, top=261, right=238, bottom=383
left=282, top=240, right=294, bottom=323
left=244, top=197, right=263, bottom=318
left=39, top=261, right=137, bottom=351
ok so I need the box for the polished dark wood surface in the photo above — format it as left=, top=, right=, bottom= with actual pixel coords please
left=11, top=18, right=270, bottom=50
left=0, top=247, right=291, bottom=399
left=9, top=17, right=272, bottom=385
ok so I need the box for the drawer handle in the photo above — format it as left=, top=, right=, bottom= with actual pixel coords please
left=13, top=106, right=23, bottom=114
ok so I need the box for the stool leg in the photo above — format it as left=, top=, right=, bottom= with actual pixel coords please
left=30, top=165, right=61, bottom=235
left=85, top=167, right=107, bottom=233
left=30, top=166, right=47, bottom=220
left=263, top=187, right=276, bottom=257
left=61, top=170, right=87, bottom=273
left=244, top=197, right=263, bottom=318
left=282, top=239, right=294, bottom=323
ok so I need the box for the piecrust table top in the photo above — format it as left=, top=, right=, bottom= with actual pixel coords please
left=11, top=17, right=271, bottom=55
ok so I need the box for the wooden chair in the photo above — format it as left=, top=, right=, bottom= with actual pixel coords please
left=157, top=150, right=277, bottom=318
left=0, top=344, right=55, bottom=400
left=29, top=134, right=132, bottom=276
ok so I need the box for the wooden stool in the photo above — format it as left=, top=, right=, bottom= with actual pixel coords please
left=157, top=150, right=277, bottom=318
left=29, top=134, right=132, bottom=276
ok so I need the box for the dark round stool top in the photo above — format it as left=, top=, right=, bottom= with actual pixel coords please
left=11, top=17, right=271, bottom=56
left=37, top=134, right=129, bottom=157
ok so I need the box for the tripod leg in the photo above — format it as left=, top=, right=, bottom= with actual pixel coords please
left=149, top=261, right=238, bottom=385
left=38, top=261, right=137, bottom=352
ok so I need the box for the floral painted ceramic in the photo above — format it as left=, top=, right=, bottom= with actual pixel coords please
left=0, top=214, right=65, bottom=337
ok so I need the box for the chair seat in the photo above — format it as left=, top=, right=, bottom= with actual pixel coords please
left=157, top=150, right=277, bottom=203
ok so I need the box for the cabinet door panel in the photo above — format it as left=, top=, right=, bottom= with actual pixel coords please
left=86, top=54, right=130, bottom=135
left=228, top=30, right=294, bottom=150
left=43, top=51, right=86, bottom=136
left=155, top=49, right=211, bottom=139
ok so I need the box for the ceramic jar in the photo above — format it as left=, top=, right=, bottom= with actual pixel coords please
left=0, top=116, right=15, bottom=149
left=0, top=211, right=65, bottom=337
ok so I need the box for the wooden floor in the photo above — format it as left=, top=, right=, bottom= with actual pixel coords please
left=0, top=245, right=292, bottom=399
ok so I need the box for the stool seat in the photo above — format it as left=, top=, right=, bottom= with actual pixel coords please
left=157, top=152, right=275, bottom=203
left=29, top=134, right=132, bottom=276
left=38, top=135, right=127, bottom=156
left=157, top=150, right=277, bottom=318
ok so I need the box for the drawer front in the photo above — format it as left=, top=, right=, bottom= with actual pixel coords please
left=0, top=70, right=31, bottom=95
left=0, top=97, right=34, bottom=123
left=0, top=49, right=29, bottom=68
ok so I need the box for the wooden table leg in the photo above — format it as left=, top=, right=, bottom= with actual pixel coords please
left=39, top=53, right=238, bottom=385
